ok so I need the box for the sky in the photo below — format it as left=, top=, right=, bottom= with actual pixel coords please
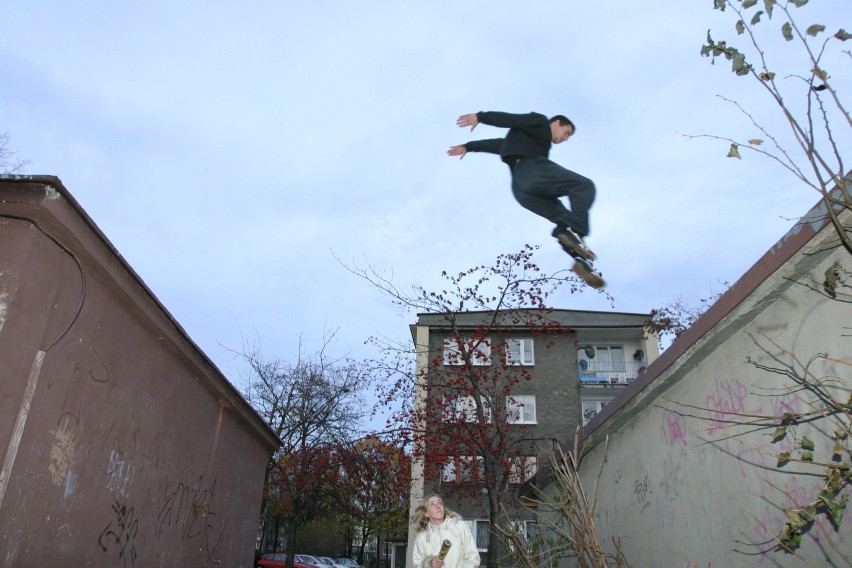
left=2, top=1, right=848, bottom=412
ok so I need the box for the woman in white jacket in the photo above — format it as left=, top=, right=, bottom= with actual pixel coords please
left=412, top=495, right=481, bottom=568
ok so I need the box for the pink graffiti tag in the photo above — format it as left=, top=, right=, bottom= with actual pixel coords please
left=705, top=378, right=762, bottom=433
left=660, top=410, right=688, bottom=447
left=770, top=392, right=801, bottom=420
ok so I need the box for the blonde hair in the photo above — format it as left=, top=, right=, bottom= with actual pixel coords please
left=411, top=494, right=460, bottom=533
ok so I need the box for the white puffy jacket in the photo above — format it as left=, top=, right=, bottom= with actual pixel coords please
left=412, top=516, right=481, bottom=568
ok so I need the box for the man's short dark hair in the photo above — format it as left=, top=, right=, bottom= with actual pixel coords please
left=550, top=115, right=575, bottom=133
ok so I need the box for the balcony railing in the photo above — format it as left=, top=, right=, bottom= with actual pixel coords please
left=579, top=360, right=646, bottom=385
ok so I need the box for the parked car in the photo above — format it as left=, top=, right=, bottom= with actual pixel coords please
left=258, top=553, right=288, bottom=568
left=295, top=554, right=323, bottom=568
left=333, top=558, right=364, bottom=568
left=257, top=553, right=314, bottom=568
left=319, top=556, right=349, bottom=568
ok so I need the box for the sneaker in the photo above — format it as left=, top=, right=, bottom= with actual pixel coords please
left=571, top=256, right=606, bottom=289
left=552, top=226, right=596, bottom=261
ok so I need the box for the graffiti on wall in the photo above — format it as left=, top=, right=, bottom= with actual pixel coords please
left=100, top=418, right=142, bottom=499
left=659, top=410, right=688, bottom=447
left=704, top=377, right=763, bottom=433
left=98, top=500, right=139, bottom=567
left=634, top=473, right=651, bottom=504
left=44, top=339, right=110, bottom=500
left=42, top=339, right=237, bottom=565
left=154, top=472, right=228, bottom=562
left=48, top=417, right=78, bottom=499
left=45, top=339, right=110, bottom=426
left=689, top=375, right=843, bottom=563
left=105, top=449, right=136, bottom=498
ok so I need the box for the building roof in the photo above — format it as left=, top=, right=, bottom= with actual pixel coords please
left=579, top=189, right=845, bottom=440
left=414, top=309, right=650, bottom=330
left=521, top=175, right=850, bottom=493
left=0, top=174, right=281, bottom=451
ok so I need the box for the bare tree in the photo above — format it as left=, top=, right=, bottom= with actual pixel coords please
left=695, top=0, right=850, bottom=253
left=681, top=5, right=852, bottom=557
left=658, top=321, right=850, bottom=565
left=645, top=282, right=729, bottom=349
left=344, top=245, right=611, bottom=568
left=0, top=131, right=30, bottom=174
left=235, top=332, right=367, bottom=564
left=499, top=429, right=627, bottom=568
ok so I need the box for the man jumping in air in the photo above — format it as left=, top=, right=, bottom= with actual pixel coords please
left=448, top=111, right=604, bottom=288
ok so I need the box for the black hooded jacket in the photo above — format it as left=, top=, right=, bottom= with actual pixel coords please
left=462, top=111, right=552, bottom=165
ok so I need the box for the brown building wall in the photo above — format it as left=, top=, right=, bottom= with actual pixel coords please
left=0, top=177, right=279, bottom=567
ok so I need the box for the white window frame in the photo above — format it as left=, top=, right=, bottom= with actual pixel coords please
left=509, top=456, right=538, bottom=485
left=505, top=338, right=534, bottom=366
left=506, top=395, right=537, bottom=424
left=442, top=455, right=484, bottom=484
left=443, top=337, right=492, bottom=366
left=443, top=395, right=492, bottom=424
left=506, top=521, right=540, bottom=551
left=441, top=459, right=457, bottom=484
left=578, top=345, right=625, bottom=375
left=463, top=519, right=490, bottom=552
left=582, top=400, right=609, bottom=426
left=459, top=455, right=484, bottom=483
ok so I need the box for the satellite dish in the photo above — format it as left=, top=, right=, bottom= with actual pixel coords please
left=583, top=345, right=595, bottom=359
left=579, top=360, right=588, bottom=371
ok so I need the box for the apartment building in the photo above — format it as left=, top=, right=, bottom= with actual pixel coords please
left=406, top=308, right=659, bottom=563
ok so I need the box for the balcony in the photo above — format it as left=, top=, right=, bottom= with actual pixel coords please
left=579, top=360, right=645, bottom=385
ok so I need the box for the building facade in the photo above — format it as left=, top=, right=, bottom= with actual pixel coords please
left=406, top=309, right=659, bottom=565
left=529, top=195, right=851, bottom=567
left=0, top=176, right=279, bottom=567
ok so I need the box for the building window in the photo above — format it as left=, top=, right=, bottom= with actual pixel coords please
left=442, top=456, right=484, bottom=484
left=582, top=400, right=608, bottom=426
left=524, top=521, right=540, bottom=541
left=463, top=520, right=490, bottom=551
left=505, top=338, right=534, bottom=366
left=443, top=337, right=492, bottom=366
left=509, top=456, right=538, bottom=484
left=441, top=459, right=457, bottom=484
left=579, top=345, right=638, bottom=383
left=506, top=395, right=537, bottom=424
left=507, top=521, right=540, bottom=548
left=444, top=395, right=492, bottom=423
left=579, top=345, right=624, bottom=371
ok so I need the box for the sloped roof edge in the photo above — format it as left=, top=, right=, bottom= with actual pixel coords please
left=0, top=175, right=280, bottom=451
left=414, top=308, right=651, bottom=329
left=520, top=176, right=849, bottom=496
left=580, top=183, right=847, bottom=439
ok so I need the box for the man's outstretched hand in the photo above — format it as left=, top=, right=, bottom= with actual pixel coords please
left=456, top=113, right=478, bottom=131
left=447, top=145, right=467, bottom=159
left=449, top=113, right=477, bottom=159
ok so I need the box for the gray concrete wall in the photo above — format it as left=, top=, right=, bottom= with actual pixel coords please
left=555, top=203, right=851, bottom=567
left=0, top=177, right=279, bottom=567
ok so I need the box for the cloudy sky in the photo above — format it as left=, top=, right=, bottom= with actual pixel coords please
left=2, top=1, right=848, bottom=404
